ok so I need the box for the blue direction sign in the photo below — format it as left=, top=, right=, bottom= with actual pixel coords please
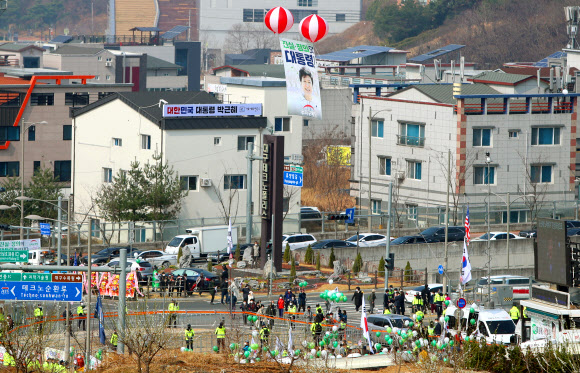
left=345, top=208, right=355, bottom=224
left=39, top=223, right=51, bottom=236
left=438, top=265, right=444, bottom=275
left=0, top=281, right=82, bottom=302
left=283, top=171, right=303, bottom=187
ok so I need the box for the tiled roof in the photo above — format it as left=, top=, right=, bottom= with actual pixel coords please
left=49, top=45, right=104, bottom=55
left=213, top=64, right=285, bottom=79
left=147, top=55, right=181, bottom=70
left=469, top=71, right=533, bottom=85
left=394, top=84, right=500, bottom=105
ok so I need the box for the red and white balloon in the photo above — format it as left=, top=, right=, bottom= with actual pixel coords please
left=264, top=6, right=294, bottom=34
left=299, top=14, right=328, bottom=43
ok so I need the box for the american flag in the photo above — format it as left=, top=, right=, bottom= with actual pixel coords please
left=464, top=206, right=470, bottom=245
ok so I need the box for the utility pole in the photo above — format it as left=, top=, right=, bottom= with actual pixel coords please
left=384, top=182, right=393, bottom=289
left=64, top=199, right=71, bottom=364
left=506, top=192, right=510, bottom=269
left=118, top=248, right=127, bottom=354
left=85, top=219, right=93, bottom=367
left=485, top=152, right=493, bottom=307
left=443, top=150, right=450, bottom=294
left=368, top=106, right=372, bottom=230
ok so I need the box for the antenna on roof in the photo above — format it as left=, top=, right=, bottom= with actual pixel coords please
left=565, top=6, right=580, bottom=49
left=460, top=56, right=465, bottom=82
left=451, top=60, right=455, bottom=83
left=434, top=59, right=441, bottom=83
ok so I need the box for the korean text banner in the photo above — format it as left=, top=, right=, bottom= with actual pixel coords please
left=280, top=38, right=322, bottom=120
left=163, top=104, right=262, bottom=117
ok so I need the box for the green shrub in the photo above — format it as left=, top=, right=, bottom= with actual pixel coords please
left=283, top=243, right=291, bottom=263
left=290, top=254, right=297, bottom=282
left=177, top=246, right=183, bottom=265
left=404, top=261, right=413, bottom=282
left=207, top=260, right=213, bottom=272
left=316, top=252, right=321, bottom=271
left=352, top=252, right=363, bottom=274
left=378, top=256, right=385, bottom=277
left=328, top=247, right=336, bottom=268
left=305, top=245, right=313, bottom=264
left=234, top=245, right=241, bottom=261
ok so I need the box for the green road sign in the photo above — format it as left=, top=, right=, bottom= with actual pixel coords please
left=0, top=250, right=28, bottom=263
left=0, top=273, right=52, bottom=282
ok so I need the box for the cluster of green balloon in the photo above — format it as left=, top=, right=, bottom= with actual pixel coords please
left=229, top=343, right=240, bottom=351
left=319, top=290, right=347, bottom=302
left=444, top=300, right=450, bottom=306
left=244, top=351, right=251, bottom=358
left=248, top=315, right=258, bottom=323
left=96, top=349, right=102, bottom=360
left=270, top=350, right=279, bottom=357
left=298, top=281, right=308, bottom=287
left=294, top=349, right=301, bottom=356
left=470, top=318, right=476, bottom=325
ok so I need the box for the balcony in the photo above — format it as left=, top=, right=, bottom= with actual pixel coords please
left=397, top=135, right=425, bottom=147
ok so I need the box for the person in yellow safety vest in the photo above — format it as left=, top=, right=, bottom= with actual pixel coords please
left=510, top=303, right=521, bottom=324
left=185, top=324, right=195, bottom=350
left=415, top=310, right=425, bottom=328
left=34, top=304, right=43, bottom=333
left=523, top=306, right=528, bottom=319
left=287, top=302, right=297, bottom=329
left=434, top=292, right=445, bottom=318
left=77, top=302, right=86, bottom=331
left=339, top=320, right=347, bottom=342
left=311, top=321, right=322, bottom=344
left=316, top=304, right=323, bottom=314
left=3, top=352, right=14, bottom=366
left=111, top=330, right=118, bottom=348
left=215, top=321, right=226, bottom=352
left=259, top=322, right=270, bottom=348
left=168, top=299, right=179, bottom=328
left=427, top=321, right=435, bottom=337
left=412, top=294, right=424, bottom=313
left=383, top=308, right=391, bottom=315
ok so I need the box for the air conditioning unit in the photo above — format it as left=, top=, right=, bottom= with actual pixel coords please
left=200, top=178, right=212, bottom=187
left=396, top=171, right=405, bottom=180
left=105, top=62, right=112, bottom=67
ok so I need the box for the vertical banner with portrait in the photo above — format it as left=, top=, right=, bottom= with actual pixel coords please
left=280, top=38, right=323, bottom=120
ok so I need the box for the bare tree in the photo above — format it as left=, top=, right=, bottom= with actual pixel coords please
left=211, top=174, right=241, bottom=225
left=223, top=23, right=278, bottom=54
left=283, top=185, right=300, bottom=220
left=517, top=151, right=550, bottom=223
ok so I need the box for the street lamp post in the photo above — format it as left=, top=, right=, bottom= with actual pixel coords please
left=485, top=152, right=492, bottom=307
left=19, top=120, right=48, bottom=240
left=367, top=107, right=392, bottom=229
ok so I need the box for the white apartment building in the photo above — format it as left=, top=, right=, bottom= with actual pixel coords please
left=71, top=91, right=285, bottom=228
left=199, top=0, right=362, bottom=52
left=351, top=83, right=578, bottom=226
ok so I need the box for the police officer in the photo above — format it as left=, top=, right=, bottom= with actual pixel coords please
left=185, top=324, right=195, bottom=350
left=215, top=321, right=226, bottom=352
left=34, top=304, right=43, bottom=333
left=259, top=322, right=270, bottom=348
left=168, top=299, right=179, bottom=328
left=434, top=291, right=445, bottom=318
left=287, top=301, right=297, bottom=328
left=311, top=319, right=323, bottom=344
left=427, top=321, right=435, bottom=338
left=339, top=317, right=347, bottom=342
left=412, top=293, right=424, bottom=313
left=510, top=303, right=521, bottom=325
left=77, top=302, right=86, bottom=331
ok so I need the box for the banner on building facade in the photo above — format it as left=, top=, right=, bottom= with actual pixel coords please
left=163, top=103, right=262, bottom=117
left=280, top=38, right=322, bottom=120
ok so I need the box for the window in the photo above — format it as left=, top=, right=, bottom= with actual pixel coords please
left=283, top=197, right=290, bottom=213
left=509, top=131, right=519, bottom=138
left=113, top=138, right=122, bottom=147
left=0, top=162, right=19, bottom=177
left=531, top=127, right=560, bottom=145
left=406, top=204, right=418, bottom=220
left=275, top=117, right=291, bottom=132
left=502, top=210, right=527, bottom=224
left=371, top=200, right=381, bottom=214
left=290, top=9, right=318, bottom=20
left=336, top=13, right=345, bottom=21
left=65, top=92, right=89, bottom=106
left=141, top=134, right=151, bottom=150
left=23, top=57, right=39, bottom=68
left=106, top=57, right=112, bottom=62
left=106, top=75, right=111, bottom=80
left=30, top=93, right=54, bottom=106
left=303, top=119, right=309, bottom=127
left=407, top=161, right=422, bottom=180
left=103, top=168, right=113, bottom=183
left=474, top=166, right=495, bottom=185
left=28, top=125, right=35, bottom=141
left=298, top=0, right=317, bottom=6
left=54, top=161, right=71, bottom=182
left=63, top=125, right=72, bottom=140
left=180, top=176, right=198, bottom=191
left=213, top=137, right=221, bottom=146
left=378, top=156, right=391, bottom=176
left=237, top=136, right=254, bottom=151
left=0, top=126, right=20, bottom=141
left=243, top=8, right=265, bottom=22
left=399, top=123, right=425, bottom=146
left=94, top=75, right=100, bottom=80
left=473, top=128, right=492, bottom=147
left=531, top=165, right=552, bottom=183
left=371, top=120, right=384, bottom=138
left=97, top=56, right=102, bottom=61
left=33, top=161, right=40, bottom=173
left=224, top=174, right=246, bottom=190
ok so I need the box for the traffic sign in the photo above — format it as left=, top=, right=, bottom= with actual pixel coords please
left=0, top=239, right=40, bottom=250
left=283, top=165, right=303, bottom=173
left=0, top=281, right=82, bottom=302
left=456, top=297, right=467, bottom=309
left=0, top=250, right=28, bottom=262
left=39, top=223, right=51, bottom=236
left=283, top=171, right=303, bottom=187
left=438, top=265, right=444, bottom=275
left=345, top=208, right=355, bottom=224
left=290, top=154, right=304, bottom=163
left=51, top=273, right=82, bottom=283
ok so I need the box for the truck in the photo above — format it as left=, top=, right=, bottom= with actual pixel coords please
left=165, top=225, right=238, bottom=260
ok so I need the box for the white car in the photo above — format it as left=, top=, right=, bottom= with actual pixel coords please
left=472, top=232, right=525, bottom=241
left=345, top=233, right=391, bottom=247
left=135, top=250, right=177, bottom=268
left=404, top=283, right=444, bottom=304
left=282, top=233, right=317, bottom=251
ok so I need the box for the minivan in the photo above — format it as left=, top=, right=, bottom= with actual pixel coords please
left=282, top=234, right=317, bottom=250
left=419, top=226, right=465, bottom=243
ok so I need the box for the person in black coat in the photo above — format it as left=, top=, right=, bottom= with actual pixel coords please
left=394, top=291, right=405, bottom=315
left=383, top=289, right=390, bottom=310
left=351, top=287, right=364, bottom=312
left=298, top=288, right=307, bottom=312
left=421, top=285, right=430, bottom=310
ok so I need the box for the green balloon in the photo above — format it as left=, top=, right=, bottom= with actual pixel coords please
left=375, top=343, right=382, bottom=351
left=320, top=293, right=325, bottom=299
left=295, top=349, right=301, bottom=356
left=415, top=340, right=421, bottom=347
left=256, top=358, right=261, bottom=362
left=444, top=316, right=449, bottom=323
left=449, top=340, right=454, bottom=346
left=213, top=346, right=219, bottom=352
left=409, top=322, right=414, bottom=327
left=384, top=335, right=389, bottom=341
left=319, top=340, right=325, bottom=346
left=444, top=357, right=448, bottom=362
left=251, top=343, right=259, bottom=350
left=470, top=318, right=476, bottom=325
left=465, top=336, right=470, bottom=342
left=417, top=315, right=422, bottom=321
left=387, top=338, right=393, bottom=345
left=333, top=341, right=338, bottom=348
left=271, top=351, right=276, bottom=357
left=308, top=342, right=314, bottom=349
left=445, top=300, right=450, bottom=306
left=244, top=351, right=250, bottom=358
left=375, top=331, right=381, bottom=338
left=230, top=343, right=236, bottom=350
left=386, top=327, right=392, bottom=334
left=263, top=346, right=269, bottom=351
left=470, top=307, right=475, bottom=313
left=431, top=340, right=437, bottom=346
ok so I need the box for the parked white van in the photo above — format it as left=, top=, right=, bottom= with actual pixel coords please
left=445, top=305, right=517, bottom=345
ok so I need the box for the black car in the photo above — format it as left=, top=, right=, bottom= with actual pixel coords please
left=419, top=226, right=465, bottom=243
left=91, top=247, right=143, bottom=265
left=301, top=207, right=322, bottom=220
left=390, top=235, right=426, bottom=245
left=311, top=239, right=356, bottom=250
left=171, top=268, right=220, bottom=294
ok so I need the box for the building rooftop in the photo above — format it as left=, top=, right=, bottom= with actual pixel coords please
left=0, top=43, right=44, bottom=52
left=0, top=67, right=73, bottom=78
left=147, top=55, right=181, bottom=70
left=534, top=51, right=567, bottom=67
left=212, top=64, right=285, bottom=79
left=469, top=71, right=539, bottom=85
left=318, top=45, right=404, bottom=62
left=48, top=45, right=104, bottom=55
left=408, top=44, right=465, bottom=63
left=392, top=83, right=500, bottom=105
left=220, top=76, right=286, bottom=87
